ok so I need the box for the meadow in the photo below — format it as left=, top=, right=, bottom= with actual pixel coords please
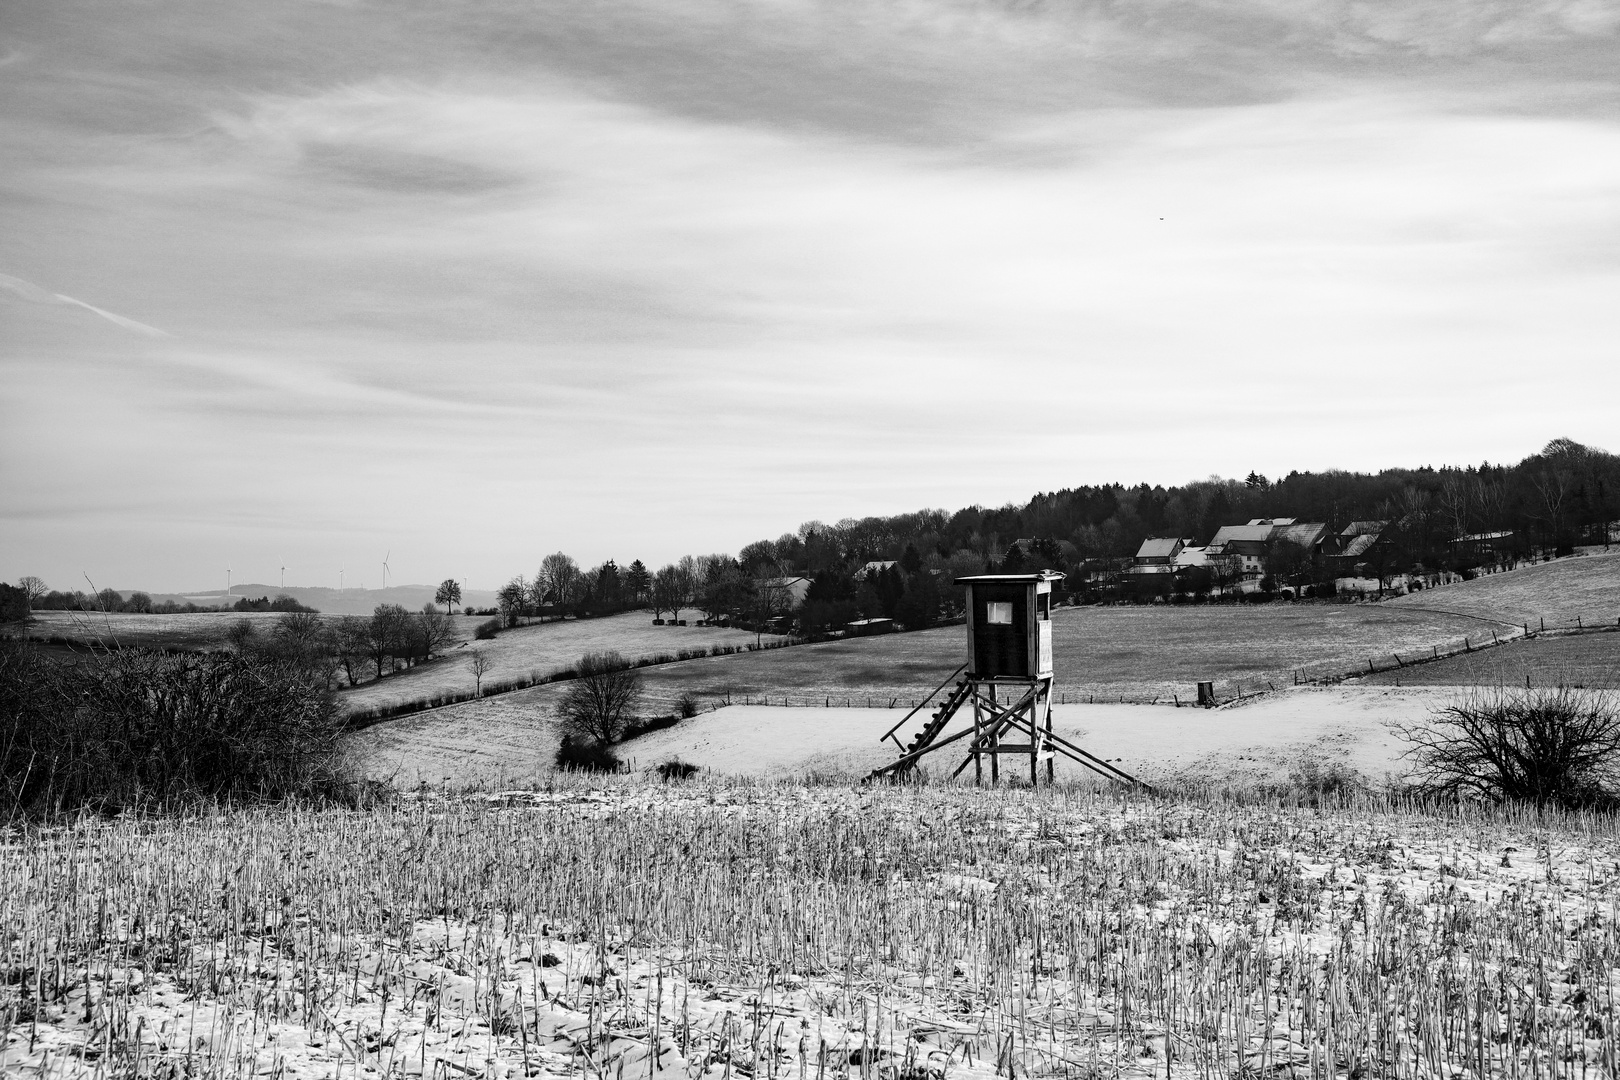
left=1386, top=550, right=1620, bottom=626
left=7, top=777, right=1620, bottom=1080
left=23, top=609, right=338, bottom=652
left=1359, top=629, right=1620, bottom=689
left=554, top=603, right=1492, bottom=710
left=336, top=612, right=788, bottom=714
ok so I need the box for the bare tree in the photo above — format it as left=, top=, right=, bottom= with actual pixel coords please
left=652, top=565, right=687, bottom=622
left=466, top=649, right=492, bottom=697
left=1392, top=686, right=1620, bottom=808
left=434, top=579, right=462, bottom=615
left=557, top=651, right=642, bottom=744
left=538, top=552, right=582, bottom=614
left=747, top=575, right=791, bottom=645
left=16, top=577, right=47, bottom=609
left=333, top=616, right=371, bottom=686
left=497, top=576, right=527, bottom=628
left=368, top=603, right=412, bottom=677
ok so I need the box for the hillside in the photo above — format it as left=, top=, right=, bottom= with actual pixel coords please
left=337, top=610, right=788, bottom=714
left=1358, top=629, right=1620, bottom=688
left=356, top=601, right=1492, bottom=786
left=1385, top=550, right=1620, bottom=626
left=603, top=602, right=1489, bottom=708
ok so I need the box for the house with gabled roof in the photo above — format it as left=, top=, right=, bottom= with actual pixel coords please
left=1205, top=519, right=1330, bottom=579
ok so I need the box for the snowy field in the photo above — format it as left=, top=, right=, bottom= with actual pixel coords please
left=361, top=687, right=1446, bottom=788
left=7, top=780, right=1620, bottom=1079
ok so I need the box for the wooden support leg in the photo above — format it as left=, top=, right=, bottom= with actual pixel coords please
left=988, top=684, right=999, bottom=784
left=1028, top=697, right=1038, bottom=787
left=1044, top=681, right=1054, bottom=785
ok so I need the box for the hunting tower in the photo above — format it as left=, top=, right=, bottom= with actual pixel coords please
left=870, top=571, right=1142, bottom=788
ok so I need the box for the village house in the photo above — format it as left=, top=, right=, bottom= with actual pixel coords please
left=758, top=575, right=812, bottom=609
left=1205, top=518, right=1329, bottom=580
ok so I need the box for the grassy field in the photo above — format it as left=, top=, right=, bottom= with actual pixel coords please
left=601, top=602, right=1494, bottom=707
left=357, top=599, right=1490, bottom=786
left=1386, top=549, right=1620, bottom=625
left=337, top=611, right=787, bottom=713
left=1359, top=628, right=1620, bottom=688
left=22, top=608, right=348, bottom=651
left=8, top=781, right=1620, bottom=1080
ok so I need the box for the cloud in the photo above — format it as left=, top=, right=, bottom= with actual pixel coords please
left=0, top=273, right=168, bottom=337
left=3, top=0, right=1620, bottom=591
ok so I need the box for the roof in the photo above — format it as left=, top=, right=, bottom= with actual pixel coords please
left=1337, top=533, right=1380, bottom=559
left=1172, top=545, right=1210, bottom=568
left=956, top=572, right=1067, bottom=584
left=1246, top=518, right=1295, bottom=526
left=1451, top=530, right=1514, bottom=544
left=1341, top=520, right=1387, bottom=537
left=1124, top=563, right=1175, bottom=576
left=1134, top=537, right=1185, bottom=560
left=1270, top=522, right=1328, bottom=548
left=1208, top=524, right=1274, bottom=547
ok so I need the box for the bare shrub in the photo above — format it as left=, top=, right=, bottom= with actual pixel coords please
left=0, top=638, right=362, bottom=814
left=556, top=651, right=642, bottom=745
left=676, top=692, right=701, bottom=719
left=1393, top=685, right=1620, bottom=808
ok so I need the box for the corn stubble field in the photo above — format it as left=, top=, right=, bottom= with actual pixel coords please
left=7, top=778, right=1620, bottom=1080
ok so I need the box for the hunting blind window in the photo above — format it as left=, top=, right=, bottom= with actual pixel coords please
left=986, top=601, right=1012, bottom=624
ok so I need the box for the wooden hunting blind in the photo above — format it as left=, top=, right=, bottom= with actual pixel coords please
left=869, top=571, right=1144, bottom=789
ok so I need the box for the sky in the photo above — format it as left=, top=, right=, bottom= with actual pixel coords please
left=3, top=0, right=1619, bottom=593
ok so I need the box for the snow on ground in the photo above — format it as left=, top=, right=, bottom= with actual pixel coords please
left=9, top=785, right=1620, bottom=1079
left=618, top=686, right=1448, bottom=784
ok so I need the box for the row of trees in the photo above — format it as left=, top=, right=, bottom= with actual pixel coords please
left=12, top=577, right=316, bottom=616
left=708, top=437, right=1617, bottom=602
left=225, top=605, right=457, bottom=689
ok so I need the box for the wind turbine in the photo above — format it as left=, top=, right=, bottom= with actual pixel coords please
left=382, top=551, right=392, bottom=591
left=339, top=566, right=345, bottom=593
left=226, top=562, right=232, bottom=598
left=280, top=564, right=286, bottom=590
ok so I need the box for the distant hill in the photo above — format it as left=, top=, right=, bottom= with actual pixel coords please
left=172, top=584, right=499, bottom=616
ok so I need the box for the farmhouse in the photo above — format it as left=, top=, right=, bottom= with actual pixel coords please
left=758, top=575, right=812, bottom=608
left=1204, top=521, right=1275, bottom=578
left=1205, top=518, right=1329, bottom=580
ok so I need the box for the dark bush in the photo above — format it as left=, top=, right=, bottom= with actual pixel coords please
left=474, top=618, right=501, bottom=640
left=677, top=693, right=701, bottom=719
left=553, top=735, right=621, bottom=773
left=655, top=760, right=700, bottom=781
left=1, top=639, right=361, bottom=814
left=0, top=583, right=27, bottom=623
left=621, top=713, right=680, bottom=740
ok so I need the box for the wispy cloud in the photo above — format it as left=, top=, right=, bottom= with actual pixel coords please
left=0, top=273, right=168, bottom=337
